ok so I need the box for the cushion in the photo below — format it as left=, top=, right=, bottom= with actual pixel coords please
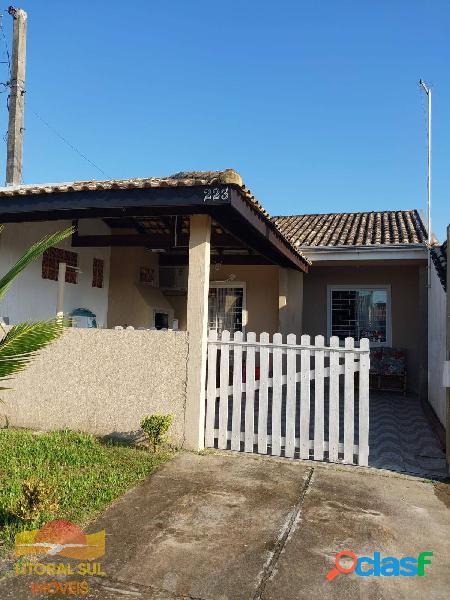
left=369, top=347, right=406, bottom=376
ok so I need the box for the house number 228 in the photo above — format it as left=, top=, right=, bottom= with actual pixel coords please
left=204, top=187, right=229, bottom=201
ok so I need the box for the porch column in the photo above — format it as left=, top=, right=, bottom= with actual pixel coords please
left=185, top=214, right=211, bottom=450
left=278, top=267, right=303, bottom=337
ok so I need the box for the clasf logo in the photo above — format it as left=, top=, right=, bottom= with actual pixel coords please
left=327, top=550, right=433, bottom=581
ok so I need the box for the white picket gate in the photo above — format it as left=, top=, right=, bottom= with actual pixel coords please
left=205, top=331, right=370, bottom=466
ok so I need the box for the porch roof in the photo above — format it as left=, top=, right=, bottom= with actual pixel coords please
left=0, top=169, right=310, bottom=272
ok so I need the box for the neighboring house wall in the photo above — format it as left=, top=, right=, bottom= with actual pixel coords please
left=0, top=220, right=111, bottom=326
left=428, top=262, right=447, bottom=426
left=1, top=328, right=188, bottom=444
left=107, top=247, right=174, bottom=328
left=302, top=262, right=428, bottom=394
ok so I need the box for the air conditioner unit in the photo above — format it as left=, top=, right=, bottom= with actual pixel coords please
left=159, top=266, right=188, bottom=291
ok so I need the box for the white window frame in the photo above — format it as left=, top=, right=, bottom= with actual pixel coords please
left=327, top=284, right=392, bottom=347
left=208, top=281, right=247, bottom=333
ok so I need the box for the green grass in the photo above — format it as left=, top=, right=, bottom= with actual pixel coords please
left=0, top=429, right=175, bottom=556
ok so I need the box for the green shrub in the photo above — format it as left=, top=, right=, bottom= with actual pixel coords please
left=140, top=414, right=174, bottom=452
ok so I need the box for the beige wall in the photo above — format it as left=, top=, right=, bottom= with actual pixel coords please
left=163, top=293, right=188, bottom=330
left=107, top=247, right=175, bottom=328
left=107, top=255, right=285, bottom=335
left=302, top=262, right=428, bottom=394
left=210, top=265, right=280, bottom=334
left=1, top=329, right=188, bottom=445
left=163, top=264, right=282, bottom=335
left=279, top=268, right=303, bottom=336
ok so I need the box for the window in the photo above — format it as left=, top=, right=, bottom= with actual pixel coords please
left=42, top=247, right=78, bottom=284
left=208, top=283, right=246, bottom=335
left=92, top=258, right=104, bottom=288
left=328, top=285, right=391, bottom=346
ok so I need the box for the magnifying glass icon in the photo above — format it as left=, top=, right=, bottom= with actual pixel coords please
left=326, top=551, right=357, bottom=581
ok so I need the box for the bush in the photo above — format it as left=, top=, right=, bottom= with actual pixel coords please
left=140, top=414, right=174, bottom=452
left=15, top=478, right=59, bottom=522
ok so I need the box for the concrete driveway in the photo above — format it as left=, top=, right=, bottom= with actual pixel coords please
left=1, top=452, right=449, bottom=599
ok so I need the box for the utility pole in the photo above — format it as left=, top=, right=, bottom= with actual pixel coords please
left=419, top=80, right=432, bottom=245
left=5, top=6, right=27, bottom=186
left=419, top=79, right=432, bottom=412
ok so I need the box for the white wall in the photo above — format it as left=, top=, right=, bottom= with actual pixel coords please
left=0, top=220, right=111, bottom=327
left=428, top=262, right=447, bottom=427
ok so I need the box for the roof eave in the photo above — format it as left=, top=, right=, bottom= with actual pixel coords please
left=300, top=244, right=429, bottom=263
left=298, top=243, right=428, bottom=251
left=0, top=176, right=310, bottom=272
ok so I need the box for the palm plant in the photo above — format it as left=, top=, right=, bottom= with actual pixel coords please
left=0, top=226, right=74, bottom=386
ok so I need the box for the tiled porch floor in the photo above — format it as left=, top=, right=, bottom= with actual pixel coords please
left=212, top=389, right=448, bottom=480
left=368, top=391, right=448, bottom=480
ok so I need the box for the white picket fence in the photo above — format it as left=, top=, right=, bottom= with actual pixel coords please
left=205, top=331, right=370, bottom=466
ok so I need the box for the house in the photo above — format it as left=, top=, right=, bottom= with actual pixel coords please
left=0, top=170, right=308, bottom=451
left=273, top=211, right=429, bottom=397
left=0, top=170, right=308, bottom=333
left=0, top=169, right=446, bottom=473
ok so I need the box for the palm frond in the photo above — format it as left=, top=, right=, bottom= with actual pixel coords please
left=0, top=320, right=65, bottom=380
left=0, top=226, right=74, bottom=301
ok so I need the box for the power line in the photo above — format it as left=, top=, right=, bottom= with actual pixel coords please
left=0, top=9, right=10, bottom=146
left=29, top=106, right=112, bottom=179
left=0, top=11, right=11, bottom=79
left=0, top=9, right=111, bottom=180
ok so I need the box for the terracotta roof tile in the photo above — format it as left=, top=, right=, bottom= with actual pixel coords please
left=272, top=210, right=428, bottom=248
left=0, top=168, right=273, bottom=218
left=0, top=169, right=310, bottom=267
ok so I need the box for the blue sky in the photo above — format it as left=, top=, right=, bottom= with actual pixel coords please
left=0, top=1, right=448, bottom=240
